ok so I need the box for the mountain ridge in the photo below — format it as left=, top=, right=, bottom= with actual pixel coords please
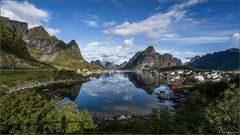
left=188, top=48, right=240, bottom=71
left=0, top=24, right=52, bottom=69
left=121, top=46, right=182, bottom=70
left=25, top=25, right=98, bottom=71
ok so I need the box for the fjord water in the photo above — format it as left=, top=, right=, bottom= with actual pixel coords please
left=38, top=72, right=174, bottom=116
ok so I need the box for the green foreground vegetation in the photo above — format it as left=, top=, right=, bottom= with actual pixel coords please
left=0, top=76, right=239, bottom=134
left=0, top=91, right=96, bottom=134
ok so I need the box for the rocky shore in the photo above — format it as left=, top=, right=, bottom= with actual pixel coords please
left=91, top=112, right=152, bottom=123
left=7, top=79, right=88, bottom=93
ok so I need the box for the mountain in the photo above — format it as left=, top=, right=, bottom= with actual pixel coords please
left=90, top=60, right=119, bottom=69
left=119, top=61, right=127, bottom=68
left=189, top=55, right=200, bottom=63
left=188, top=48, right=240, bottom=71
left=121, top=46, right=182, bottom=70
left=0, top=23, right=51, bottom=69
left=0, top=16, right=28, bottom=37
left=25, top=26, right=98, bottom=71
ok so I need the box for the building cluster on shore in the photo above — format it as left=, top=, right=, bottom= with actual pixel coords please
left=150, top=69, right=237, bottom=88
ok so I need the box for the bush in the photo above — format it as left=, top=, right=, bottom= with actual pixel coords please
left=149, top=108, right=175, bottom=134
left=0, top=91, right=96, bottom=134
left=41, top=102, right=96, bottom=134
left=205, top=84, right=240, bottom=133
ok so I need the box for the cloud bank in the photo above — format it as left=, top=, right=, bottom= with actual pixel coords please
left=82, top=39, right=142, bottom=64
left=103, top=0, right=205, bottom=39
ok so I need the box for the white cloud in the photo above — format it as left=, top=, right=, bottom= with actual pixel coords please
left=1, top=0, right=60, bottom=36
left=123, top=38, right=134, bottom=46
left=82, top=20, right=98, bottom=27
left=161, top=36, right=231, bottom=44
left=82, top=39, right=142, bottom=64
left=232, top=32, right=240, bottom=41
left=1, top=0, right=49, bottom=28
left=46, top=27, right=60, bottom=36
left=103, top=0, right=205, bottom=39
left=102, top=21, right=116, bottom=28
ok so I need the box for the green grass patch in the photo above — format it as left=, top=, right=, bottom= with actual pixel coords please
left=0, top=70, right=55, bottom=88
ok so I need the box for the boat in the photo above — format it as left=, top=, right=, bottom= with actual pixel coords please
left=154, top=85, right=174, bottom=99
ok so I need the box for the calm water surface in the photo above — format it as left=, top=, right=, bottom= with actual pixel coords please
left=38, top=72, right=175, bottom=116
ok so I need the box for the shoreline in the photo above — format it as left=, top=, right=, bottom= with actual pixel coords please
left=8, top=79, right=89, bottom=93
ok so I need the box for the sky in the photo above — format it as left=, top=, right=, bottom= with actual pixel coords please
left=1, top=0, right=239, bottom=64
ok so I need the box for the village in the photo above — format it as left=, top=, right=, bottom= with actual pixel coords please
left=143, top=68, right=239, bottom=88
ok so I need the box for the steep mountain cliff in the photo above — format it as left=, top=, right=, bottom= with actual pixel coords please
left=0, top=24, right=51, bottom=69
left=25, top=26, right=98, bottom=71
left=121, top=46, right=182, bottom=70
left=188, top=48, right=240, bottom=71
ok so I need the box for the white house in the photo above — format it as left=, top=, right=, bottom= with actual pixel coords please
left=195, top=75, right=205, bottom=82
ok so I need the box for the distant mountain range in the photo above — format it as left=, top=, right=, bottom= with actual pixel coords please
left=1, top=16, right=239, bottom=71
left=121, top=46, right=182, bottom=70
left=90, top=60, right=127, bottom=70
left=188, top=48, right=240, bottom=71
left=90, top=46, right=240, bottom=71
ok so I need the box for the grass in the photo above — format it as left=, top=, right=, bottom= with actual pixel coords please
left=0, top=70, right=55, bottom=88
left=27, top=48, right=42, bottom=59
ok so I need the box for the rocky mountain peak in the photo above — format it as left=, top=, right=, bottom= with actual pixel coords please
left=121, top=46, right=182, bottom=70
left=227, top=48, right=240, bottom=52
left=163, top=53, right=173, bottom=59
left=144, top=46, right=155, bottom=53
left=26, top=25, right=51, bottom=40
left=189, top=55, right=200, bottom=63
left=68, top=40, right=79, bottom=49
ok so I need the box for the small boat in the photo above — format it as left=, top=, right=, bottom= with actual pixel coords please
left=154, top=85, right=174, bottom=99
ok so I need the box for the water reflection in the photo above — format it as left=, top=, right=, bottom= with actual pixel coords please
left=37, top=84, right=83, bottom=101
left=127, top=71, right=167, bottom=94
left=37, top=72, right=176, bottom=116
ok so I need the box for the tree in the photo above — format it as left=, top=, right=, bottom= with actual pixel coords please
left=0, top=91, right=96, bottom=134
left=41, top=101, right=97, bottom=134
left=205, top=84, right=240, bottom=133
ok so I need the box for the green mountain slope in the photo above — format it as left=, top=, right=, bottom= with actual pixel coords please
left=25, top=26, right=99, bottom=71
left=0, top=24, right=52, bottom=69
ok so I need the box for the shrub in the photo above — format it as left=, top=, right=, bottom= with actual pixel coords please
left=205, top=84, right=240, bottom=133
left=0, top=91, right=96, bottom=134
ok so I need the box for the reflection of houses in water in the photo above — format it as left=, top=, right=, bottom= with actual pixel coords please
left=171, top=80, right=181, bottom=89
left=37, top=84, right=83, bottom=101
left=127, top=72, right=167, bottom=94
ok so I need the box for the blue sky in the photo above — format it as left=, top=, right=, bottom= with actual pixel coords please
left=1, top=0, right=239, bottom=64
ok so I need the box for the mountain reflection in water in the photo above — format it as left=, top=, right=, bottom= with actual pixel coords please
left=37, top=72, right=175, bottom=116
